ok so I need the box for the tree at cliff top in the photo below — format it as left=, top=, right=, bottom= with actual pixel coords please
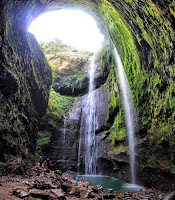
left=40, top=40, right=92, bottom=96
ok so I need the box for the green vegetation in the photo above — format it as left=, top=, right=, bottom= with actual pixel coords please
left=48, top=88, right=79, bottom=119
left=108, top=110, right=126, bottom=152
left=97, top=41, right=127, bottom=153
left=40, top=40, right=92, bottom=96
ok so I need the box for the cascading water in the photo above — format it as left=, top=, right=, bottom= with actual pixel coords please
left=78, top=54, right=99, bottom=175
left=85, top=53, right=98, bottom=175
left=63, top=115, right=67, bottom=143
left=113, top=47, right=137, bottom=184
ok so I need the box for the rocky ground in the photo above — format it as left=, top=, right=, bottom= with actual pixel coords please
left=0, top=168, right=167, bottom=200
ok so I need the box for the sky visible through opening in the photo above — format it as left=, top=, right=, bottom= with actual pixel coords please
left=28, top=10, right=104, bottom=52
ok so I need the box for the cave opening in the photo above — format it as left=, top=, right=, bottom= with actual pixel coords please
left=28, top=9, right=105, bottom=52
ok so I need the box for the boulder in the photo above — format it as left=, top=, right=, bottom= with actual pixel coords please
left=29, top=189, right=50, bottom=199
left=13, top=189, right=29, bottom=198
left=50, top=189, right=66, bottom=199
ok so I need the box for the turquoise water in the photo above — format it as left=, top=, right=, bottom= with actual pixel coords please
left=79, top=175, right=144, bottom=192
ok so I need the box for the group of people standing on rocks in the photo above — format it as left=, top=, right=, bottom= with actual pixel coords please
left=34, top=156, right=52, bottom=169
left=75, top=176, right=85, bottom=185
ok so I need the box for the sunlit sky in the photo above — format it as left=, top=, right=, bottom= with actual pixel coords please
left=28, top=10, right=104, bottom=52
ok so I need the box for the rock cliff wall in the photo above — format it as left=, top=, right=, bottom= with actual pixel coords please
left=0, top=1, right=52, bottom=174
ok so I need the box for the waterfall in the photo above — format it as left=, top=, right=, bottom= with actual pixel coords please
left=78, top=54, right=98, bottom=175
left=85, top=53, right=98, bottom=174
left=63, top=115, right=66, bottom=143
left=113, top=47, right=137, bottom=184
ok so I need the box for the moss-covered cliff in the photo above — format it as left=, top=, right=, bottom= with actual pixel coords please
left=97, top=38, right=175, bottom=191
left=0, top=1, right=52, bottom=174
left=102, top=0, right=175, bottom=176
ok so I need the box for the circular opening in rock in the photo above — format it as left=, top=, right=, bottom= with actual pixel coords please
left=28, top=9, right=105, bottom=53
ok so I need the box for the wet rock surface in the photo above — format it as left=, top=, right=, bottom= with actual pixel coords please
left=0, top=168, right=166, bottom=200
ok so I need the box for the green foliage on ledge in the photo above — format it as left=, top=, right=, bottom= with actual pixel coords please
left=36, top=89, right=79, bottom=162
left=48, top=88, right=79, bottom=119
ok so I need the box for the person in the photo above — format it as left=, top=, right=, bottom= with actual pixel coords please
left=82, top=177, right=85, bottom=182
left=99, top=185, right=103, bottom=191
left=108, top=188, right=113, bottom=193
left=44, top=158, right=52, bottom=169
left=75, top=177, right=79, bottom=186
left=34, top=162, right=40, bottom=169
left=99, top=184, right=103, bottom=192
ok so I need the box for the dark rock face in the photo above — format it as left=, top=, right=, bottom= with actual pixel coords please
left=53, top=76, right=89, bottom=96
left=97, top=133, right=130, bottom=181
left=0, top=1, right=52, bottom=174
left=136, top=136, right=175, bottom=192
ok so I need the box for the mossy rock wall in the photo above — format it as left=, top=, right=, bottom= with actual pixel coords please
left=35, top=89, right=79, bottom=166
left=97, top=39, right=175, bottom=191
left=103, top=0, right=175, bottom=176
left=0, top=1, right=52, bottom=174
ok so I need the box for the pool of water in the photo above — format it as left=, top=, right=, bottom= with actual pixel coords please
left=79, top=175, right=144, bottom=192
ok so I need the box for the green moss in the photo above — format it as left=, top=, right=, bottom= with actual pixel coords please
left=97, top=42, right=127, bottom=154
left=107, top=110, right=126, bottom=152
left=48, top=88, right=79, bottom=119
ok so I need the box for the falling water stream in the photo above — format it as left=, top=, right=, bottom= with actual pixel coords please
left=85, top=54, right=98, bottom=175
left=63, top=115, right=67, bottom=143
left=113, top=47, right=137, bottom=184
left=78, top=54, right=98, bottom=175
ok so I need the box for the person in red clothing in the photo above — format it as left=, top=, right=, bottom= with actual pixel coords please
left=34, top=162, right=40, bottom=169
left=44, top=158, right=52, bottom=169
